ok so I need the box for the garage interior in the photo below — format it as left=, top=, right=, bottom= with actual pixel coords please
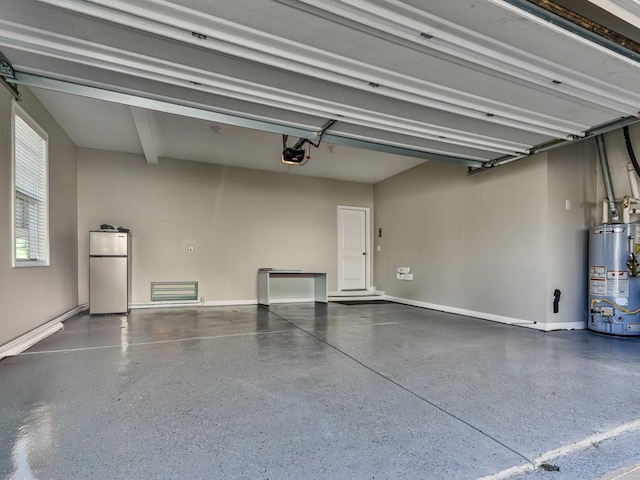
left=1, top=0, right=640, bottom=478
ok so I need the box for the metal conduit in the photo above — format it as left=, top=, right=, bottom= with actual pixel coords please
left=596, top=135, right=620, bottom=223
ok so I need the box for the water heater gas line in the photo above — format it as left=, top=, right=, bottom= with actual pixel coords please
left=596, top=135, right=620, bottom=223
left=627, top=163, right=640, bottom=200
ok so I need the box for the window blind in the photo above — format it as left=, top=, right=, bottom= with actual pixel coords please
left=13, top=107, right=48, bottom=266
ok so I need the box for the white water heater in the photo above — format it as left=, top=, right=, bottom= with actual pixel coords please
left=589, top=223, right=640, bottom=336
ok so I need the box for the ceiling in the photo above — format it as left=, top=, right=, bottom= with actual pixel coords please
left=29, top=88, right=425, bottom=183
left=1, top=0, right=639, bottom=183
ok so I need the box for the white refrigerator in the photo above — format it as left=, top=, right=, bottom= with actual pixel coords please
left=89, top=231, right=130, bottom=314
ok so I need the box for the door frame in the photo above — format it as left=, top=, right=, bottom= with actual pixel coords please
left=337, top=205, right=371, bottom=292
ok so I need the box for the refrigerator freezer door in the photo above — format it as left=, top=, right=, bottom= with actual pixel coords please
left=90, top=257, right=128, bottom=314
left=90, top=231, right=128, bottom=256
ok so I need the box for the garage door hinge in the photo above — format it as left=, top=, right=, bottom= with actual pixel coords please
left=0, top=52, right=20, bottom=100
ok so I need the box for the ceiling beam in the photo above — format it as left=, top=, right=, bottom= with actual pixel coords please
left=130, top=106, right=158, bottom=164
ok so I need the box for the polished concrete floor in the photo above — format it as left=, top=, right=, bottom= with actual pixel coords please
left=1, top=302, right=640, bottom=479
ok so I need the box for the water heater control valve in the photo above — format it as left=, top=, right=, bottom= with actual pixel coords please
left=598, top=306, right=615, bottom=317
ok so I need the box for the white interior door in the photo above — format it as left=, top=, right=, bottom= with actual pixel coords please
left=338, top=206, right=368, bottom=291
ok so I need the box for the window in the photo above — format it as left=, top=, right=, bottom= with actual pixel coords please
left=12, top=102, right=49, bottom=267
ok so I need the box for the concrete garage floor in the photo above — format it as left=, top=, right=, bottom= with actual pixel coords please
left=1, top=303, right=640, bottom=480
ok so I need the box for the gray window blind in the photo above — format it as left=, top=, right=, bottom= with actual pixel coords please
left=14, top=107, right=49, bottom=266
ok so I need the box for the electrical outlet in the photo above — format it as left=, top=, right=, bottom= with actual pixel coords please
left=397, top=272, right=414, bottom=281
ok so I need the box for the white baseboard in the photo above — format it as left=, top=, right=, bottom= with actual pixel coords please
left=385, top=296, right=585, bottom=331
left=542, top=321, right=586, bottom=331
left=203, top=299, right=256, bottom=306
left=207, top=298, right=316, bottom=306
left=0, top=304, right=87, bottom=360
left=132, top=298, right=321, bottom=308
left=265, top=297, right=315, bottom=304
left=129, top=301, right=203, bottom=310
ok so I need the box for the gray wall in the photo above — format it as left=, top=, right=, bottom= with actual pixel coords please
left=545, top=139, right=598, bottom=325
left=77, top=148, right=374, bottom=304
left=374, top=157, right=549, bottom=323
left=1, top=86, right=625, bottom=339
left=374, top=138, right=601, bottom=327
left=0, top=87, right=78, bottom=346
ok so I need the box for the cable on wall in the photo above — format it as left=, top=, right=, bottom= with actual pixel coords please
left=624, top=126, right=640, bottom=178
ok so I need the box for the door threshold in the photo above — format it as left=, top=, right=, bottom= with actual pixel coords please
left=330, top=290, right=384, bottom=298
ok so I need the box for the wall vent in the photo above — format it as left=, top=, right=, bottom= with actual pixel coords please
left=151, top=281, right=198, bottom=302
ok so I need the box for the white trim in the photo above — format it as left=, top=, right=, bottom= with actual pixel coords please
left=0, top=305, right=86, bottom=360
left=11, top=100, right=50, bottom=268
left=206, top=298, right=315, bottom=306
left=543, top=321, right=586, bottom=331
left=385, top=296, right=585, bottom=331
left=129, top=301, right=203, bottom=309
left=203, top=299, right=257, bottom=307
left=337, top=205, right=371, bottom=292
left=133, top=297, right=324, bottom=309
left=10, top=100, right=15, bottom=269
left=264, top=297, right=316, bottom=304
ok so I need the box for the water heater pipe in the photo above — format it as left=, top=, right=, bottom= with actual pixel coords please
left=622, top=197, right=640, bottom=224
left=596, top=135, right=620, bottom=223
left=602, top=199, right=609, bottom=224
left=628, top=164, right=640, bottom=200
